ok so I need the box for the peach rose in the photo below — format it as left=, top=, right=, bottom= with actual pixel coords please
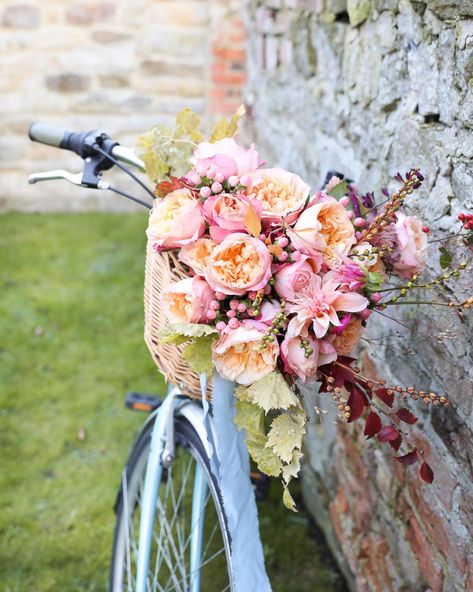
left=274, top=256, right=321, bottom=300
left=203, top=192, right=262, bottom=243
left=290, top=195, right=355, bottom=268
left=205, top=233, right=272, bottom=296
left=245, top=168, right=311, bottom=223
left=161, top=277, right=214, bottom=324
left=147, top=188, right=205, bottom=250
left=331, top=316, right=363, bottom=355
left=391, top=212, right=428, bottom=279
left=212, top=322, right=279, bottom=385
left=178, top=238, right=216, bottom=276
left=191, top=138, right=261, bottom=178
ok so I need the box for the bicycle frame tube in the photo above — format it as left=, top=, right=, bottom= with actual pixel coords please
left=189, top=463, right=208, bottom=592
left=135, top=386, right=177, bottom=592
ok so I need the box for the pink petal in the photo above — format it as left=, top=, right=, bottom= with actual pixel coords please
left=333, top=292, right=368, bottom=313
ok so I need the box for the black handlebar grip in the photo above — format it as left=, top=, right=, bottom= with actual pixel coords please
left=28, top=122, right=70, bottom=149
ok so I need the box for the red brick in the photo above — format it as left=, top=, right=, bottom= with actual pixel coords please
left=212, top=73, right=246, bottom=86
left=359, top=535, right=394, bottom=592
left=406, top=516, right=444, bottom=592
left=211, top=48, right=246, bottom=61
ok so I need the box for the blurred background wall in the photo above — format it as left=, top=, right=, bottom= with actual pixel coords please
left=0, top=0, right=245, bottom=211
left=243, top=1, right=473, bottom=591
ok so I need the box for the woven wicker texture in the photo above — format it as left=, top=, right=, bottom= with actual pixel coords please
left=144, top=241, right=209, bottom=399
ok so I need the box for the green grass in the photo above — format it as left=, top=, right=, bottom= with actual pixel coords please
left=0, top=213, right=345, bottom=592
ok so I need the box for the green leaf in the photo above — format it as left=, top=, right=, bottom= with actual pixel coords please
left=234, top=399, right=265, bottom=435
left=248, top=434, right=283, bottom=477
left=328, top=180, right=348, bottom=199
left=159, top=323, right=217, bottom=345
left=266, top=409, right=306, bottom=463
left=182, top=334, right=217, bottom=374
left=246, top=371, right=300, bottom=413
left=209, top=105, right=245, bottom=142
left=283, top=485, right=297, bottom=512
left=439, top=246, right=453, bottom=269
left=366, top=271, right=385, bottom=293
left=282, top=450, right=303, bottom=483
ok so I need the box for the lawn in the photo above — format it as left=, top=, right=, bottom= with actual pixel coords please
left=0, top=213, right=346, bottom=592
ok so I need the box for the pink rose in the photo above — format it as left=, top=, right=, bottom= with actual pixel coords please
left=212, top=321, right=279, bottom=385
left=391, top=212, right=428, bottom=279
left=205, top=233, right=272, bottom=295
left=146, top=188, right=205, bottom=250
left=274, top=256, right=322, bottom=300
left=281, top=317, right=337, bottom=382
left=290, top=195, right=355, bottom=268
left=161, top=277, right=214, bottom=324
left=203, top=192, right=262, bottom=243
left=245, top=168, right=311, bottom=224
left=191, top=138, right=261, bottom=178
left=178, top=238, right=215, bottom=276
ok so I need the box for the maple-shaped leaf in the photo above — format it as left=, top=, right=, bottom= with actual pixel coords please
left=396, top=408, right=418, bottom=424
left=210, top=104, right=245, bottom=142
left=420, top=461, right=434, bottom=483
left=375, top=388, right=394, bottom=407
left=182, top=334, right=218, bottom=374
left=347, top=388, right=364, bottom=422
left=160, top=323, right=217, bottom=345
left=395, top=450, right=418, bottom=465
left=283, top=485, right=297, bottom=512
left=155, top=176, right=184, bottom=198
left=244, top=203, right=262, bottom=238
left=377, top=425, right=399, bottom=442
left=266, top=409, right=306, bottom=463
left=364, top=411, right=382, bottom=438
left=246, top=371, right=300, bottom=413
left=389, top=434, right=403, bottom=451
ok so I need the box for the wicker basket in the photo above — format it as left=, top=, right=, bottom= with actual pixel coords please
left=144, top=241, right=209, bottom=399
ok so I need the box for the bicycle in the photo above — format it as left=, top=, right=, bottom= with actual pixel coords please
left=28, top=123, right=272, bottom=592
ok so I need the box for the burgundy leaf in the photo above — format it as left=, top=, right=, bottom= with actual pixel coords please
left=395, top=450, right=418, bottom=465
left=347, top=388, right=365, bottom=422
left=375, top=388, right=394, bottom=408
left=377, top=425, right=399, bottom=442
left=364, top=411, right=382, bottom=438
left=389, top=434, right=403, bottom=451
left=420, top=461, right=434, bottom=484
left=396, top=408, right=418, bottom=425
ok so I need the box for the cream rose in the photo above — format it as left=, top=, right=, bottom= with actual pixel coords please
left=178, top=238, right=216, bottom=277
left=391, top=212, right=428, bottom=279
left=290, top=195, right=355, bottom=268
left=212, top=322, right=279, bottom=385
left=161, top=277, right=214, bottom=324
left=146, top=188, right=205, bottom=250
left=332, top=316, right=363, bottom=355
left=245, top=168, right=311, bottom=223
left=205, top=233, right=272, bottom=296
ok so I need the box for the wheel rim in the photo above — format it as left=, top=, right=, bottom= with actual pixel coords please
left=112, top=435, right=233, bottom=592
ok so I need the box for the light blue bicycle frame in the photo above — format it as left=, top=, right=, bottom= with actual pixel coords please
left=134, top=386, right=213, bottom=592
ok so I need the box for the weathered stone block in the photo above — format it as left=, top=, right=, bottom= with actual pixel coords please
left=347, top=0, right=371, bottom=27
left=45, top=73, right=91, bottom=93
left=66, top=2, right=115, bottom=25
left=2, top=4, right=40, bottom=28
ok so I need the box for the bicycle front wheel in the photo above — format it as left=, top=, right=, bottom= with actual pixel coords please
left=109, top=415, right=234, bottom=592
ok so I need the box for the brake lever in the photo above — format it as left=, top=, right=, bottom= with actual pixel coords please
left=28, top=169, right=110, bottom=190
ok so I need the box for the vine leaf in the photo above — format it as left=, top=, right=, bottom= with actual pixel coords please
left=160, top=323, right=217, bottom=345
left=439, top=246, right=453, bottom=269
left=182, top=334, right=218, bottom=374
left=244, top=371, right=300, bottom=413
left=364, top=411, right=382, bottom=438
left=420, top=461, right=434, bottom=483
left=396, top=408, right=418, bottom=425
left=283, top=485, right=297, bottom=512
left=266, top=410, right=306, bottom=463
left=210, top=104, right=245, bottom=143
left=395, top=450, right=418, bottom=465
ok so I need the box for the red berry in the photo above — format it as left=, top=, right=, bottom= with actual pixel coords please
left=458, top=213, right=466, bottom=221
left=422, top=226, right=430, bottom=233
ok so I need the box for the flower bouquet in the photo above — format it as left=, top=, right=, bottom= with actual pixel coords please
left=139, top=108, right=472, bottom=509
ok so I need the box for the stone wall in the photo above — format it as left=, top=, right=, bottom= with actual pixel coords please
left=244, top=1, right=473, bottom=591
left=0, top=0, right=245, bottom=212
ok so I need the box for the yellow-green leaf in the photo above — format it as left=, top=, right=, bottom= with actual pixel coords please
left=234, top=399, right=265, bottom=435
left=283, top=484, right=298, bottom=512
left=246, top=371, right=301, bottom=413
left=160, top=323, right=217, bottom=345
left=182, top=334, right=217, bottom=374
left=244, top=203, right=262, bottom=238
left=266, top=410, right=306, bottom=463
left=282, top=449, right=303, bottom=483
left=247, top=432, right=283, bottom=477
left=209, top=105, right=246, bottom=142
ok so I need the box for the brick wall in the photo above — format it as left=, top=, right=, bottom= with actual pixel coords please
left=0, top=0, right=246, bottom=212
left=244, top=1, right=473, bottom=591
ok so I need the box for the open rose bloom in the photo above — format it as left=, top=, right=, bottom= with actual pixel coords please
left=143, top=110, right=467, bottom=496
